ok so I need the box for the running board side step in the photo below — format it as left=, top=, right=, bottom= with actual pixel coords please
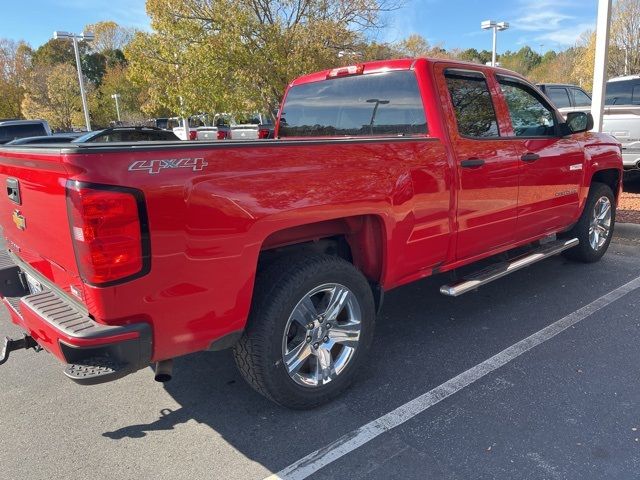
left=440, top=238, right=579, bottom=297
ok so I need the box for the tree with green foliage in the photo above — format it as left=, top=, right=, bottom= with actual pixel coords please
left=90, top=64, right=148, bottom=127
left=21, top=63, right=87, bottom=130
left=32, top=37, right=126, bottom=86
left=499, top=46, right=542, bottom=76
left=85, top=21, right=135, bottom=53
left=0, top=39, right=32, bottom=119
left=126, top=0, right=399, bottom=119
left=456, top=48, right=492, bottom=65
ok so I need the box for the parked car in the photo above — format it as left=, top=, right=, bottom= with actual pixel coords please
left=195, top=115, right=229, bottom=141
left=168, top=116, right=204, bottom=140
left=537, top=83, right=592, bottom=115
left=229, top=113, right=273, bottom=140
left=0, top=58, right=622, bottom=409
left=196, top=113, right=275, bottom=141
left=600, top=75, right=640, bottom=172
left=0, top=120, right=51, bottom=145
left=6, top=134, right=82, bottom=145
left=151, top=118, right=170, bottom=130
left=72, top=127, right=179, bottom=143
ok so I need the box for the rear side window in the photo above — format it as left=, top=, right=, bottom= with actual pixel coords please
left=606, top=80, right=640, bottom=105
left=0, top=123, right=46, bottom=143
left=279, top=71, right=427, bottom=137
left=571, top=88, right=592, bottom=107
left=546, top=87, right=571, bottom=108
left=445, top=70, right=499, bottom=138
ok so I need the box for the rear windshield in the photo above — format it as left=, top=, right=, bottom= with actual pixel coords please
left=279, top=71, right=427, bottom=138
left=0, top=123, right=46, bottom=144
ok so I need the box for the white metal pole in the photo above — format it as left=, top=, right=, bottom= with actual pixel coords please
left=591, top=0, right=612, bottom=132
left=72, top=36, right=91, bottom=131
left=113, top=94, right=121, bottom=122
left=492, top=27, right=497, bottom=67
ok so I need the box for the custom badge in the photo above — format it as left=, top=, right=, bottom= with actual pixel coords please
left=128, top=157, right=208, bottom=175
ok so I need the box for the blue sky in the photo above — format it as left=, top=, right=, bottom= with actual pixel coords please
left=1, top=0, right=598, bottom=53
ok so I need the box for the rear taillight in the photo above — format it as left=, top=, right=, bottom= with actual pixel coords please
left=189, top=130, right=197, bottom=140
left=217, top=130, right=228, bottom=140
left=258, top=128, right=270, bottom=139
left=66, top=181, right=150, bottom=286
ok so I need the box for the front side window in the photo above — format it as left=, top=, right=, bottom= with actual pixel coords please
left=546, top=87, right=571, bottom=108
left=572, top=88, right=592, bottom=107
left=445, top=70, right=499, bottom=138
left=279, top=70, right=427, bottom=137
left=498, top=78, right=556, bottom=137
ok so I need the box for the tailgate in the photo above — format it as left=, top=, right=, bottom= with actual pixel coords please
left=0, top=147, right=81, bottom=296
left=230, top=125, right=259, bottom=140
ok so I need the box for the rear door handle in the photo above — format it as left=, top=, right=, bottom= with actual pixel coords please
left=521, top=153, right=540, bottom=163
left=460, top=159, right=485, bottom=168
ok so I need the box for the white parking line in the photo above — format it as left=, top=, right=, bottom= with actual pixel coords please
left=266, top=275, right=640, bottom=480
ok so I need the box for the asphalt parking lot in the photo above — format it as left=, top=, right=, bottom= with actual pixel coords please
left=1, top=229, right=640, bottom=480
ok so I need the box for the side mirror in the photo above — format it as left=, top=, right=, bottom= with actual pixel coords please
left=565, top=111, right=594, bottom=134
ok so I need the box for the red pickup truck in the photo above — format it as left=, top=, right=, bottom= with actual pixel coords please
left=0, top=58, right=622, bottom=408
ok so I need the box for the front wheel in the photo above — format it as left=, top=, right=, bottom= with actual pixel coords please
left=561, top=182, right=615, bottom=263
left=233, top=254, right=376, bottom=409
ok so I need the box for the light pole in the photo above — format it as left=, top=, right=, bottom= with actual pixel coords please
left=53, top=31, right=94, bottom=131
left=481, top=20, right=509, bottom=67
left=591, top=0, right=613, bottom=132
left=111, top=93, right=121, bottom=123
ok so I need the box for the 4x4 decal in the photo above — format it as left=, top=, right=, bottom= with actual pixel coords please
left=129, top=157, right=208, bottom=174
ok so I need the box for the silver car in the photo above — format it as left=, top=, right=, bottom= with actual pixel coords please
left=601, top=76, right=640, bottom=171
left=537, top=83, right=592, bottom=117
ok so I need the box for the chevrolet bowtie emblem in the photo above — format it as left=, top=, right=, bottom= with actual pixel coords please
left=12, top=210, right=25, bottom=231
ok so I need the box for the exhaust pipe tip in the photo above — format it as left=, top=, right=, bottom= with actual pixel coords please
left=154, top=359, right=173, bottom=383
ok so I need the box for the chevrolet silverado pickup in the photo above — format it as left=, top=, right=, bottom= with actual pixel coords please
left=0, top=58, right=622, bottom=409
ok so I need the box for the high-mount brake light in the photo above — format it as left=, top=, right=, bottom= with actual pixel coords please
left=326, top=64, right=365, bottom=79
left=66, top=181, right=150, bottom=286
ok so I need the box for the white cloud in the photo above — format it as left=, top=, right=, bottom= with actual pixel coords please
left=534, top=22, right=595, bottom=46
left=510, top=0, right=595, bottom=48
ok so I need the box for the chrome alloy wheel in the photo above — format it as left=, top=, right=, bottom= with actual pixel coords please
left=282, top=283, right=362, bottom=388
left=589, top=196, right=612, bottom=251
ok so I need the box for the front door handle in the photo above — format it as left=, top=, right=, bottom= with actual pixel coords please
left=460, top=159, right=485, bottom=168
left=521, top=153, right=540, bottom=163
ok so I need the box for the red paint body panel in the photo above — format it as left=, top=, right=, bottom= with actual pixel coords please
left=0, top=58, right=623, bottom=366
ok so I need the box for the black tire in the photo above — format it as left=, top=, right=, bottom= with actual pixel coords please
left=233, top=254, right=376, bottom=409
left=561, top=182, right=616, bottom=263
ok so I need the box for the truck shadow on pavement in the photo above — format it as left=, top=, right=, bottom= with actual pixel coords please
left=99, top=252, right=633, bottom=473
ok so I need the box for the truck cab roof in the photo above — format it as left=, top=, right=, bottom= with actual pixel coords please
left=289, top=57, right=529, bottom=87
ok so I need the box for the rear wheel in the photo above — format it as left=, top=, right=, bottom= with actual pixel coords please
left=233, top=254, right=375, bottom=409
left=561, top=182, right=615, bottom=263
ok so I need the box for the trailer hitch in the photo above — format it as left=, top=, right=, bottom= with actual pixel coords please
left=0, top=334, right=39, bottom=366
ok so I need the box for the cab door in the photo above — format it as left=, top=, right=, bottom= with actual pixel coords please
left=437, top=66, right=520, bottom=261
left=494, top=75, right=584, bottom=242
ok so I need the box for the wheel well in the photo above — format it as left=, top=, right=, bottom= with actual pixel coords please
left=258, top=216, right=386, bottom=306
left=591, top=169, right=620, bottom=199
